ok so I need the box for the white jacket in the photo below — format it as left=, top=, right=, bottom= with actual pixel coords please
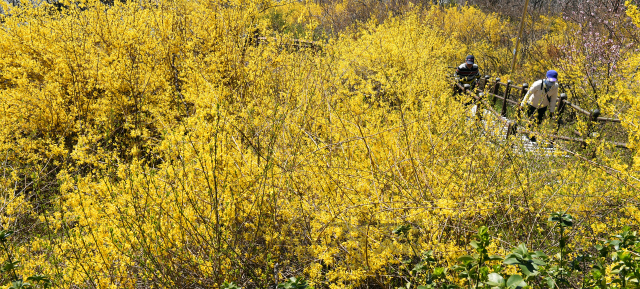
left=520, top=79, right=559, bottom=113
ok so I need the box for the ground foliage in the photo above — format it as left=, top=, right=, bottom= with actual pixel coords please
left=0, top=0, right=639, bottom=288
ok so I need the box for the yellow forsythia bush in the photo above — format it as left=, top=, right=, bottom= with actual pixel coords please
left=0, top=0, right=638, bottom=288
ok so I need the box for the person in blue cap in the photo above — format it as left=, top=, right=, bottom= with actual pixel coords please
left=519, top=70, right=560, bottom=142
left=455, top=55, right=480, bottom=89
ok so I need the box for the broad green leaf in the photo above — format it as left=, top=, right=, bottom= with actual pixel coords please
left=533, top=251, right=548, bottom=259
left=532, top=259, right=546, bottom=266
left=433, top=267, right=446, bottom=278
left=591, top=268, right=603, bottom=279
left=620, top=251, right=631, bottom=262
left=610, top=240, right=622, bottom=251
left=0, top=230, right=13, bottom=243
left=393, top=225, right=411, bottom=236
left=489, top=255, right=504, bottom=261
left=549, top=213, right=573, bottom=227
left=503, top=256, right=520, bottom=265
left=413, top=263, right=428, bottom=273
left=513, top=244, right=528, bottom=256
left=457, top=255, right=475, bottom=264
left=486, top=273, right=505, bottom=286
left=519, top=263, right=538, bottom=277
left=545, top=277, right=556, bottom=289
left=9, top=280, right=25, bottom=289
left=3, top=260, right=20, bottom=273
left=26, top=275, right=50, bottom=283
left=506, top=274, right=527, bottom=289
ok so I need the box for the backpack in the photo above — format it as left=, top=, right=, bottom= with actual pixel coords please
left=538, top=79, right=553, bottom=103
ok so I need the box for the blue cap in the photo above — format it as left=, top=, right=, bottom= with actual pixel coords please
left=546, top=70, right=558, bottom=82
left=466, top=55, right=475, bottom=64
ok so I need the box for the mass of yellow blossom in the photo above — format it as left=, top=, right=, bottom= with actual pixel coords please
left=0, top=0, right=639, bottom=288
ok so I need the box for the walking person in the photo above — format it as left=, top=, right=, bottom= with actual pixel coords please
left=519, top=70, right=560, bottom=142
left=455, top=55, right=480, bottom=90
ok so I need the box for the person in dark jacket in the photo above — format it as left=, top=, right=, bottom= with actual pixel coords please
left=455, top=55, right=480, bottom=89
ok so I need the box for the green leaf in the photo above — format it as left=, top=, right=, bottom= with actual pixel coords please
left=457, top=255, right=475, bottom=264
left=9, top=280, right=29, bottom=289
left=0, top=230, right=13, bottom=243
left=393, top=225, right=411, bottom=236
left=513, top=244, right=528, bottom=256
left=549, top=212, right=573, bottom=227
left=470, top=241, right=479, bottom=249
left=478, top=226, right=488, bottom=236
left=486, top=273, right=505, bottom=286
left=503, top=256, right=520, bottom=265
left=489, top=255, right=504, bottom=261
left=413, top=263, right=428, bottom=273
left=25, top=275, right=49, bottom=282
left=506, top=274, right=527, bottom=289
left=519, top=263, right=539, bottom=277
left=433, top=267, right=446, bottom=278
left=222, top=282, right=242, bottom=289
left=591, top=267, right=603, bottom=279
left=533, top=251, right=548, bottom=260
left=610, top=240, right=622, bottom=251
left=545, top=277, right=556, bottom=289
left=277, top=277, right=308, bottom=289
left=620, top=251, right=632, bottom=262
left=422, top=250, right=436, bottom=262
left=532, top=259, right=546, bottom=266
left=3, top=260, right=20, bottom=273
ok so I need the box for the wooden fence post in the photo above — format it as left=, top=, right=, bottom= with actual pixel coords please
left=464, top=84, right=472, bottom=105
left=586, top=108, right=601, bottom=158
left=491, top=77, right=501, bottom=106
left=481, top=75, right=490, bottom=92
left=555, top=93, right=568, bottom=135
left=501, top=80, right=512, bottom=117
left=505, top=121, right=516, bottom=139
left=476, top=92, right=484, bottom=120
left=556, top=93, right=567, bottom=122
left=588, top=108, right=601, bottom=138
left=520, top=83, right=528, bottom=105
left=517, top=83, right=528, bottom=120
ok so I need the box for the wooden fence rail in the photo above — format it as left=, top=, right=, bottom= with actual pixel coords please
left=455, top=81, right=629, bottom=149
left=475, top=76, right=621, bottom=123
left=253, top=36, right=323, bottom=51
left=241, top=45, right=627, bottom=149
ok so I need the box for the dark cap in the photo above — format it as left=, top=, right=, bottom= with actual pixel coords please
left=466, top=55, right=475, bottom=64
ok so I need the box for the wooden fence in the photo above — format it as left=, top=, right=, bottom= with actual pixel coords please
left=246, top=38, right=629, bottom=150
left=455, top=76, right=628, bottom=149
left=249, top=36, right=323, bottom=51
